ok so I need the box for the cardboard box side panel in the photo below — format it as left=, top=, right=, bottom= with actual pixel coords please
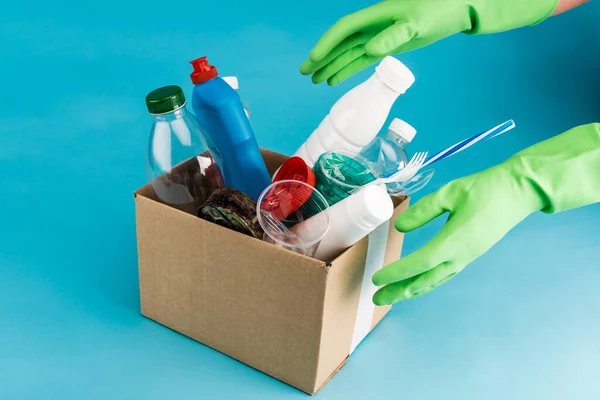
left=314, top=238, right=369, bottom=390
left=135, top=194, right=327, bottom=394
left=135, top=195, right=158, bottom=318
left=317, top=356, right=349, bottom=393
left=314, top=198, right=409, bottom=390
left=370, top=198, right=409, bottom=328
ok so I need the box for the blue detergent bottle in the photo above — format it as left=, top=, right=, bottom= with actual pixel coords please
left=189, top=56, right=271, bottom=200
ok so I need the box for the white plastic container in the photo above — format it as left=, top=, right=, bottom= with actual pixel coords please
left=306, top=184, right=394, bottom=262
left=222, top=76, right=251, bottom=119
left=294, top=56, right=415, bottom=167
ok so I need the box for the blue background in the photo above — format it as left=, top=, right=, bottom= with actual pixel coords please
left=1, top=1, right=599, bottom=399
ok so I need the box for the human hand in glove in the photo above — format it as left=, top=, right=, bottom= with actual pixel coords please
left=372, top=123, right=600, bottom=305
left=300, top=0, right=559, bottom=85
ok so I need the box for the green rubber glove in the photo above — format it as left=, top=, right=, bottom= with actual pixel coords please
left=301, top=0, right=558, bottom=85
left=372, top=123, right=600, bottom=305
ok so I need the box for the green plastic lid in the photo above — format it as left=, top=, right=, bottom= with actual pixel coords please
left=145, top=85, right=186, bottom=115
left=314, top=152, right=377, bottom=206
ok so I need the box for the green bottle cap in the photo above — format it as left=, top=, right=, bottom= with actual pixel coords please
left=145, top=85, right=186, bottom=115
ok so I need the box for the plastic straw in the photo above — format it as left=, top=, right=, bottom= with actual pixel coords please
left=422, top=120, right=516, bottom=168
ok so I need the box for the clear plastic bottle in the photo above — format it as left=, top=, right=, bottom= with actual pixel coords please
left=360, top=118, right=417, bottom=178
left=145, top=85, right=225, bottom=213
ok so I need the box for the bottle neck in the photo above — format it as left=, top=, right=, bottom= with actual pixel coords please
left=386, top=131, right=409, bottom=147
left=151, top=105, right=189, bottom=122
left=375, top=58, right=413, bottom=94
left=366, top=73, right=402, bottom=99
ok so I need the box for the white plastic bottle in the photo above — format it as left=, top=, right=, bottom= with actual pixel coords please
left=294, top=56, right=415, bottom=167
left=360, top=118, right=417, bottom=177
left=222, top=76, right=251, bottom=119
left=310, top=185, right=394, bottom=261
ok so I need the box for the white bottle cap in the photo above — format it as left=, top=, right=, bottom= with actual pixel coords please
left=375, top=56, right=416, bottom=94
left=222, top=76, right=239, bottom=91
left=389, top=118, right=417, bottom=143
left=348, top=185, right=394, bottom=230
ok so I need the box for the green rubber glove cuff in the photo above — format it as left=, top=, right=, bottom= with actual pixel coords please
left=506, top=123, right=600, bottom=214
left=465, top=0, right=559, bottom=34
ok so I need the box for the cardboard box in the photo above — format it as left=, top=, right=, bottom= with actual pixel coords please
left=134, top=149, right=409, bottom=395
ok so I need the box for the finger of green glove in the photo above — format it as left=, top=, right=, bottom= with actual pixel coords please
left=300, top=59, right=320, bottom=76
left=372, top=218, right=459, bottom=285
left=327, top=54, right=385, bottom=86
left=312, top=46, right=366, bottom=84
left=395, top=190, right=451, bottom=232
left=364, top=21, right=415, bottom=57
left=373, top=261, right=461, bottom=305
left=309, top=2, right=394, bottom=62
left=300, top=32, right=375, bottom=75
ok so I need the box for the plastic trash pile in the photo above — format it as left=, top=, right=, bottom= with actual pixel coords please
left=144, top=55, right=516, bottom=262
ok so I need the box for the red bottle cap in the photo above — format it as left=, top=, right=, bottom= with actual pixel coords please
left=273, top=157, right=316, bottom=186
left=265, top=157, right=316, bottom=219
left=261, top=181, right=315, bottom=221
left=190, top=57, right=218, bottom=84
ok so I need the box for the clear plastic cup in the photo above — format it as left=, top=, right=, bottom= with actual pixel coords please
left=314, top=150, right=378, bottom=206
left=257, top=180, right=330, bottom=258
